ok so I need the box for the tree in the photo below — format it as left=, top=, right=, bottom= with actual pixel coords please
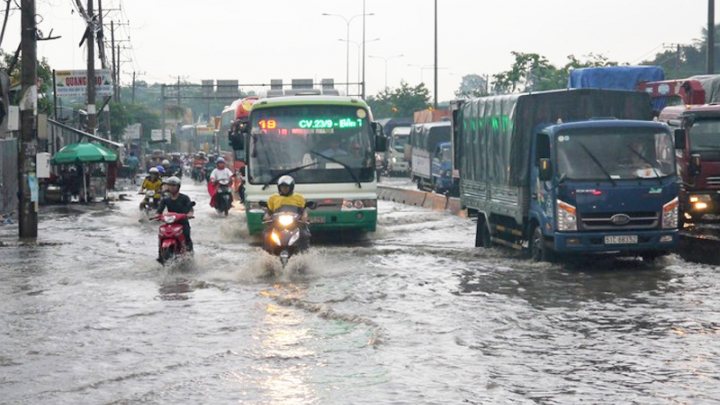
left=109, top=101, right=159, bottom=142
left=367, top=81, right=430, bottom=118
left=492, top=52, right=619, bottom=94
left=455, top=74, right=488, bottom=98
left=0, top=49, right=54, bottom=115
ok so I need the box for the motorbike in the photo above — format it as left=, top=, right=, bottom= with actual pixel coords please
left=153, top=211, right=194, bottom=265
left=139, top=190, right=160, bottom=216
left=214, top=178, right=233, bottom=216
left=170, top=165, right=183, bottom=178
left=259, top=201, right=316, bottom=266
left=191, top=166, right=205, bottom=183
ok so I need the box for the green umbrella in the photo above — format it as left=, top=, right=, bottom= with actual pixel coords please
left=51, top=142, right=118, bottom=165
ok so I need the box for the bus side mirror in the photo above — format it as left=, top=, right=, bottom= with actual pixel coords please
left=538, top=158, right=553, bottom=181
left=690, top=154, right=702, bottom=176
left=258, top=200, right=268, bottom=208
left=239, top=121, right=249, bottom=134
left=305, top=201, right=317, bottom=210
left=674, top=129, right=686, bottom=151
left=372, top=122, right=388, bottom=152
left=230, top=131, right=245, bottom=151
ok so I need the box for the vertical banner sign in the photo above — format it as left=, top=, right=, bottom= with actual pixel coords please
left=54, top=70, right=114, bottom=97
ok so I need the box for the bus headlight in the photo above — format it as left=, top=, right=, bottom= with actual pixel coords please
left=663, top=197, right=679, bottom=229
left=557, top=200, right=577, bottom=231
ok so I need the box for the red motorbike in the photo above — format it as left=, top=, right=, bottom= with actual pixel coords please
left=153, top=212, right=193, bottom=264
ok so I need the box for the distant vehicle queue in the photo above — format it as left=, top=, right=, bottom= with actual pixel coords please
left=147, top=66, right=720, bottom=264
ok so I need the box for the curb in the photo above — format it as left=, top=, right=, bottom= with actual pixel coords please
left=377, top=186, right=466, bottom=217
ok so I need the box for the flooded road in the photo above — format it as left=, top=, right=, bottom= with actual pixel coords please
left=1, top=179, right=719, bottom=404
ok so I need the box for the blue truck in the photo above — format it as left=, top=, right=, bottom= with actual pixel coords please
left=450, top=89, right=679, bottom=262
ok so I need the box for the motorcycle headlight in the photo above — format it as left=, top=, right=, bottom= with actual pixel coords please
left=270, top=231, right=282, bottom=246
left=556, top=200, right=577, bottom=231
left=288, top=232, right=300, bottom=246
left=662, top=197, right=679, bottom=229
left=689, top=194, right=711, bottom=203
left=278, top=214, right=295, bottom=227
left=164, top=215, right=176, bottom=224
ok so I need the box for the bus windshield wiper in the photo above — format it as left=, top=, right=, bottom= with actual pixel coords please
left=309, top=150, right=362, bottom=188
left=578, top=141, right=617, bottom=187
left=261, top=162, right=319, bottom=190
left=628, top=145, right=663, bottom=185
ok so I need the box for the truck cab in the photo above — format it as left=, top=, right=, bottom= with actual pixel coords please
left=659, top=105, right=720, bottom=225
left=385, top=126, right=411, bottom=175
left=529, top=119, right=679, bottom=260
left=431, top=141, right=454, bottom=194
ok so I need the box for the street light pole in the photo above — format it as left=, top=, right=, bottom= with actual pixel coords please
left=322, top=12, right=373, bottom=95
left=370, top=54, right=403, bottom=89
left=341, top=38, right=380, bottom=93
left=434, top=0, right=438, bottom=109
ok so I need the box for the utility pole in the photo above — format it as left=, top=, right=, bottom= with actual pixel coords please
left=132, top=71, right=136, bottom=103
left=433, top=0, right=438, bottom=109
left=110, top=20, right=116, bottom=102
left=709, top=0, right=715, bottom=74
left=116, top=44, right=121, bottom=103
left=362, top=0, right=366, bottom=99
left=18, top=0, right=38, bottom=238
left=86, top=0, right=97, bottom=135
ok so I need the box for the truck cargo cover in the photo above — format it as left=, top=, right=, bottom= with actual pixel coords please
left=457, top=89, right=653, bottom=187
left=568, top=66, right=664, bottom=90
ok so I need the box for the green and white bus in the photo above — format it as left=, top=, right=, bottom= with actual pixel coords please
left=239, top=91, right=387, bottom=235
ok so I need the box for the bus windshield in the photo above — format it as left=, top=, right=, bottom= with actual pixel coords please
left=248, top=105, right=375, bottom=185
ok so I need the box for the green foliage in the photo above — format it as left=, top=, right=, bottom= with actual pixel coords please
left=455, top=74, right=488, bottom=98
left=492, top=52, right=619, bottom=94
left=109, top=102, right=160, bottom=141
left=366, top=81, right=430, bottom=118
left=0, top=49, right=54, bottom=115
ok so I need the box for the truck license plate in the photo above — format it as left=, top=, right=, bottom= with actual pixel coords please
left=604, top=235, right=638, bottom=244
left=307, top=216, right=326, bottom=224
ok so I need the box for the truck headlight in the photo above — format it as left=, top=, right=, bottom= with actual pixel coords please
left=689, top=194, right=711, bottom=203
left=662, top=197, right=679, bottom=229
left=392, top=157, right=397, bottom=163
left=557, top=200, right=577, bottom=231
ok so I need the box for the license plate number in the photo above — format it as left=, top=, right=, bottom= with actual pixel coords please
left=604, top=235, right=638, bottom=244
left=307, top=216, right=326, bottom=224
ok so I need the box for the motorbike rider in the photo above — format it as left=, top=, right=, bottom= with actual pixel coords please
left=208, top=157, right=234, bottom=208
left=155, top=176, right=195, bottom=257
left=139, top=167, right=163, bottom=210
left=263, top=175, right=310, bottom=248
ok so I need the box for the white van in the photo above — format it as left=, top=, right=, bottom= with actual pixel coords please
left=386, top=126, right=411, bottom=175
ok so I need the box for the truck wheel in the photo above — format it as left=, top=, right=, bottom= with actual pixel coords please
left=475, top=217, right=492, bottom=248
left=530, top=225, right=554, bottom=262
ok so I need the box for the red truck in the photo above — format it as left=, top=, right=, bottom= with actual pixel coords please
left=659, top=105, right=720, bottom=226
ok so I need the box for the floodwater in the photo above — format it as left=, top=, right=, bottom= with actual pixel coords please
left=1, top=178, right=719, bottom=404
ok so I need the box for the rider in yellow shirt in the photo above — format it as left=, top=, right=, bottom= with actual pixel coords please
left=139, top=167, right=163, bottom=209
left=264, top=175, right=308, bottom=221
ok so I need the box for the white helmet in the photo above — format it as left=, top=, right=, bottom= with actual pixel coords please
left=163, top=176, right=181, bottom=188
left=277, top=175, right=295, bottom=196
left=149, top=167, right=159, bottom=174
left=162, top=159, right=170, bottom=166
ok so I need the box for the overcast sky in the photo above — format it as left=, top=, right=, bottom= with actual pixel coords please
left=1, top=0, right=716, bottom=102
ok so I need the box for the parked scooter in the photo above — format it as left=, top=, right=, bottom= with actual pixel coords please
left=259, top=201, right=316, bottom=266
left=153, top=211, right=194, bottom=264
left=214, top=178, right=233, bottom=216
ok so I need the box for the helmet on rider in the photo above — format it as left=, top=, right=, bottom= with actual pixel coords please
left=163, top=176, right=181, bottom=189
left=217, top=157, right=225, bottom=164
left=149, top=167, right=159, bottom=175
left=156, top=165, right=166, bottom=175
left=162, top=159, right=170, bottom=167
left=277, top=175, right=295, bottom=196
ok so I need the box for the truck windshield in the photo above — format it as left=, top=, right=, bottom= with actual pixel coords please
left=393, top=135, right=409, bottom=153
left=556, top=129, right=674, bottom=181
left=689, top=120, right=720, bottom=159
left=247, top=105, right=375, bottom=185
